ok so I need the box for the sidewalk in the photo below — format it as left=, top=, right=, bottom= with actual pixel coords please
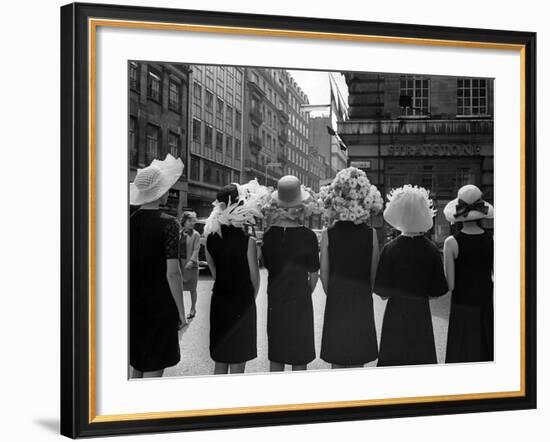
left=164, top=269, right=451, bottom=377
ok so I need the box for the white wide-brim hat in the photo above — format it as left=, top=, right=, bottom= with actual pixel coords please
left=271, top=175, right=310, bottom=208
left=130, top=154, right=184, bottom=206
left=444, top=184, right=494, bottom=223
left=384, top=187, right=434, bottom=233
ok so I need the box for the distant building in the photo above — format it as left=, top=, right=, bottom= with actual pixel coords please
left=308, top=116, right=347, bottom=177
left=242, top=68, right=316, bottom=191
left=187, top=65, right=245, bottom=217
left=242, top=68, right=287, bottom=187
left=339, top=72, right=494, bottom=245
left=128, top=61, right=191, bottom=216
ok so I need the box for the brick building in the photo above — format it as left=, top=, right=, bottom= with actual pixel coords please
left=128, top=61, right=191, bottom=215
left=339, top=73, right=494, bottom=245
left=187, top=65, right=245, bottom=217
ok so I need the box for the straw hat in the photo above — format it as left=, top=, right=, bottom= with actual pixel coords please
left=444, top=184, right=494, bottom=223
left=129, top=154, right=184, bottom=206
left=384, top=185, right=435, bottom=233
left=271, top=175, right=310, bottom=208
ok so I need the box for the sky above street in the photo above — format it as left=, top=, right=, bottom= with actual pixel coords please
left=287, top=69, right=349, bottom=109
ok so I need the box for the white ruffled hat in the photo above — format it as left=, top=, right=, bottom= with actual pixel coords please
left=130, top=154, right=184, bottom=206
left=384, top=185, right=435, bottom=233
left=443, top=184, right=494, bottom=223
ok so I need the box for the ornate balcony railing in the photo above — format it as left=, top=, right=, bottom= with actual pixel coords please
left=250, top=107, right=264, bottom=125
left=249, top=134, right=263, bottom=150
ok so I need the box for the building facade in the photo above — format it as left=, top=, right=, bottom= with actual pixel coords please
left=242, top=68, right=321, bottom=191
left=128, top=61, right=191, bottom=215
left=308, top=115, right=347, bottom=179
left=339, top=73, right=494, bottom=246
left=186, top=65, right=245, bottom=217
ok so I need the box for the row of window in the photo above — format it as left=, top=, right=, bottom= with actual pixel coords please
left=193, top=65, right=243, bottom=110
left=129, top=62, right=184, bottom=113
left=189, top=155, right=241, bottom=186
left=193, top=81, right=243, bottom=133
left=129, top=116, right=183, bottom=166
left=191, top=118, right=242, bottom=160
left=399, top=77, right=490, bottom=116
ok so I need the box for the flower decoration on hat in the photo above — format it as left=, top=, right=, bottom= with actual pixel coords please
left=383, top=185, right=436, bottom=233
left=262, top=182, right=323, bottom=224
left=318, top=167, right=383, bottom=227
left=204, top=179, right=270, bottom=237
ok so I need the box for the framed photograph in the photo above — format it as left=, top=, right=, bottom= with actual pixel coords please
left=60, top=2, right=537, bottom=438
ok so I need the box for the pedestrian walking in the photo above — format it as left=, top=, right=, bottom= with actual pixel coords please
left=129, top=154, right=187, bottom=378
left=443, top=185, right=494, bottom=363
left=262, top=176, right=320, bottom=372
left=179, top=211, right=201, bottom=320
left=374, top=185, right=448, bottom=366
left=204, top=181, right=266, bottom=374
left=318, top=167, right=383, bottom=369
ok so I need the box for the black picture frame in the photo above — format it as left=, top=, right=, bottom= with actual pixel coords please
left=60, top=2, right=537, bottom=438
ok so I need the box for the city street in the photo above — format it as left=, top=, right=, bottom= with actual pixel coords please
left=164, top=269, right=451, bottom=377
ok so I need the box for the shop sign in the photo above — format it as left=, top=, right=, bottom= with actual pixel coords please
left=350, top=160, right=372, bottom=169
left=387, top=144, right=481, bottom=156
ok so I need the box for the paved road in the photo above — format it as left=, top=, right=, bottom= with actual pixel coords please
left=164, top=269, right=451, bottom=377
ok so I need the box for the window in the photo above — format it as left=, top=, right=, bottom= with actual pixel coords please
left=226, top=136, right=233, bottom=158
left=193, top=82, right=202, bottom=117
left=192, top=118, right=201, bottom=143
left=146, top=124, right=160, bottom=162
left=168, top=132, right=180, bottom=158
left=252, top=72, right=259, bottom=84
left=235, top=110, right=242, bottom=132
left=216, top=97, right=224, bottom=128
left=129, top=116, right=138, bottom=166
left=203, top=160, right=230, bottom=186
left=267, top=110, right=272, bottom=127
left=216, top=130, right=223, bottom=152
left=225, top=105, right=233, bottom=133
left=147, top=69, right=161, bottom=101
left=457, top=78, right=488, bottom=116
left=190, top=155, right=200, bottom=181
left=168, top=80, right=181, bottom=111
left=204, top=124, right=213, bottom=149
left=400, top=76, right=430, bottom=116
left=235, top=140, right=241, bottom=160
left=129, top=62, right=140, bottom=91
left=204, top=90, right=214, bottom=124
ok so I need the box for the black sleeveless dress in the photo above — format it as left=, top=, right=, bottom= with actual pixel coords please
left=206, top=225, right=257, bottom=364
left=446, top=231, right=494, bottom=363
left=320, top=222, right=379, bottom=365
left=130, top=209, right=181, bottom=372
left=374, top=235, right=448, bottom=366
left=261, top=226, right=319, bottom=365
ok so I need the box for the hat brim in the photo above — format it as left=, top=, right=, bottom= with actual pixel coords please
left=384, top=194, right=434, bottom=233
left=443, top=198, right=494, bottom=223
left=271, top=188, right=310, bottom=208
left=129, top=155, right=184, bottom=206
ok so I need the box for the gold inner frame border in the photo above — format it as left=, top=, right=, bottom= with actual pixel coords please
left=87, top=17, right=527, bottom=424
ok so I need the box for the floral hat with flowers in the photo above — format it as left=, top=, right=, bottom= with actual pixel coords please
left=262, top=180, right=323, bottom=224
left=318, top=167, right=383, bottom=227
left=384, top=185, right=436, bottom=233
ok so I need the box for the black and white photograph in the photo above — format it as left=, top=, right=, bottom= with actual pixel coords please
left=128, top=62, right=495, bottom=379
